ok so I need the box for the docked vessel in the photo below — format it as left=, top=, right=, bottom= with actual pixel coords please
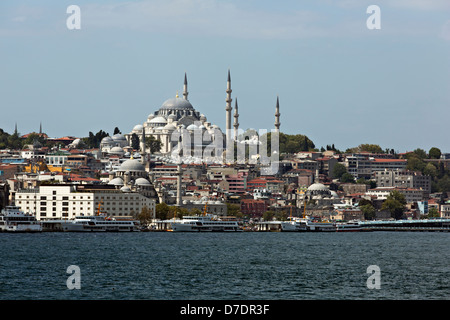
left=0, top=205, right=42, bottom=232
left=335, top=221, right=363, bottom=232
left=170, top=214, right=243, bottom=232
left=60, top=214, right=140, bottom=232
left=305, top=219, right=336, bottom=232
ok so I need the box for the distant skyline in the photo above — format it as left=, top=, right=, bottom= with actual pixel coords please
left=1, top=0, right=449, bottom=153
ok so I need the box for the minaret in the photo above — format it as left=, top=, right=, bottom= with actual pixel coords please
left=233, top=98, right=239, bottom=141
left=140, top=127, right=146, bottom=165
left=176, top=163, right=182, bottom=206
left=274, top=96, right=280, bottom=134
left=225, top=69, right=233, bottom=146
left=183, top=72, right=189, bottom=100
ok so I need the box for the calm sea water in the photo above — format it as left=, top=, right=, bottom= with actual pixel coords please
left=1, top=231, right=450, bottom=300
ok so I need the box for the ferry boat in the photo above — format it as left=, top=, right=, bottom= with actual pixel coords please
left=0, top=205, right=42, bottom=232
left=280, top=220, right=297, bottom=231
left=335, top=221, right=363, bottom=232
left=305, top=219, right=336, bottom=232
left=60, top=214, right=140, bottom=232
left=170, top=214, right=243, bottom=232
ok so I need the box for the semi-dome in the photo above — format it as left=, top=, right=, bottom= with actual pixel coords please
left=135, top=178, right=151, bottom=186
left=109, top=146, right=124, bottom=154
left=120, top=186, right=131, bottom=192
left=149, top=116, right=167, bottom=124
left=108, top=177, right=124, bottom=186
left=163, top=123, right=177, bottom=131
left=112, top=133, right=126, bottom=141
left=133, top=124, right=144, bottom=131
left=160, top=97, right=194, bottom=110
left=119, top=159, right=145, bottom=172
left=186, top=124, right=198, bottom=130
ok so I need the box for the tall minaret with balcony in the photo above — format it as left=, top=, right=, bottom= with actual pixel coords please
left=233, top=98, right=239, bottom=141
left=225, top=69, right=233, bottom=146
left=274, top=96, right=280, bottom=134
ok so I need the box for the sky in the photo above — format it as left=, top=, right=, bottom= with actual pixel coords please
left=0, top=0, right=449, bottom=153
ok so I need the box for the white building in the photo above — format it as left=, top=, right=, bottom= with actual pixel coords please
left=15, top=185, right=156, bottom=220
left=365, top=187, right=423, bottom=203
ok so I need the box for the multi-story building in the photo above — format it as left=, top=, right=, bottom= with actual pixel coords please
left=15, top=184, right=156, bottom=220
left=240, top=199, right=267, bottom=218
left=365, top=187, right=424, bottom=203
left=345, top=155, right=407, bottom=179
left=375, top=169, right=431, bottom=194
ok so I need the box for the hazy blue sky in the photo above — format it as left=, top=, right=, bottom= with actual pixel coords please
left=0, top=0, right=449, bottom=153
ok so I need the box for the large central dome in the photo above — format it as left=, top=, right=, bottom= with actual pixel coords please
left=160, top=97, right=194, bottom=110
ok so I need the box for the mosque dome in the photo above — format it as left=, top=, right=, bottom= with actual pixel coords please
left=307, top=183, right=332, bottom=198
left=186, top=124, right=199, bottom=130
left=307, top=183, right=328, bottom=192
left=149, top=116, right=168, bottom=124
left=135, top=178, right=151, bottom=186
left=133, top=124, right=144, bottom=132
left=101, top=136, right=113, bottom=143
left=120, top=186, right=131, bottom=193
left=112, top=133, right=126, bottom=141
left=109, top=146, right=124, bottom=155
left=119, top=159, right=145, bottom=172
left=108, top=177, right=124, bottom=186
left=163, top=123, right=177, bottom=131
left=160, top=97, right=194, bottom=110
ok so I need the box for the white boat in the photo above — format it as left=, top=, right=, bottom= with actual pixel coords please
left=280, top=220, right=297, bottom=231
left=0, top=205, right=42, bottom=232
left=61, top=214, right=140, bottom=232
left=170, top=214, right=243, bottom=232
left=335, top=221, right=363, bottom=232
left=305, top=219, right=336, bottom=232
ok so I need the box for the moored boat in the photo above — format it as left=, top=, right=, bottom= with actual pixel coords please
left=0, top=205, right=42, bottom=232
left=60, top=214, right=140, bottom=232
left=335, top=221, right=363, bottom=232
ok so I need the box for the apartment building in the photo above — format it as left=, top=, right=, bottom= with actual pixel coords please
left=375, top=169, right=431, bottom=194
left=366, top=187, right=424, bottom=203
left=15, top=184, right=155, bottom=220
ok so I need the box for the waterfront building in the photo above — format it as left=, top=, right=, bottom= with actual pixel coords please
left=15, top=184, right=155, bottom=220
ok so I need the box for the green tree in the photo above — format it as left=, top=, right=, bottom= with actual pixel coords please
left=413, top=148, right=427, bottom=159
left=131, top=133, right=140, bottom=150
left=263, top=210, right=276, bottom=221
left=346, top=144, right=384, bottom=154
left=428, top=147, right=441, bottom=159
left=406, top=155, right=426, bottom=172
left=340, top=172, right=355, bottom=183
left=155, top=202, right=170, bottom=220
left=145, top=136, right=163, bottom=153
left=261, top=132, right=315, bottom=154
left=189, top=208, right=203, bottom=216
left=226, top=203, right=241, bottom=217
left=84, top=130, right=109, bottom=148
left=137, top=206, right=153, bottom=225
left=427, top=207, right=440, bottom=218
left=436, top=175, right=450, bottom=193
left=332, top=163, right=347, bottom=179
left=360, top=203, right=376, bottom=220
left=423, top=163, right=438, bottom=178
left=381, top=190, right=406, bottom=220
left=113, top=127, right=121, bottom=135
